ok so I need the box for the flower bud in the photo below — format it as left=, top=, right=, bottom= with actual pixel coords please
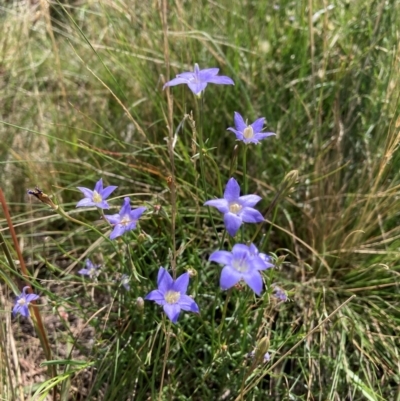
left=254, top=336, right=270, bottom=361
left=136, top=297, right=145, bottom=311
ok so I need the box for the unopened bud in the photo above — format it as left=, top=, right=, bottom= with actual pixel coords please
left=136, top=297, right=144, bottom=311
left=255, top=336, right=270, bottom=360
left=137, top=233, right=146, bottom=243
left=187, top=268, right=197, bottom=278
left=275, top=254, right=287, bottom=268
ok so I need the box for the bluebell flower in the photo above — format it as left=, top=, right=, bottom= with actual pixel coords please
left=209, top=243, right=269, bottom=295
left=78, top=259, right=101, bottom=279
left=163, top=63, right=234, bottom=96
left=227, top=112, right=275, bottom=145
left=13, top=287, right=39, bottom=318
left=76, top=178, right=117, bottom=209
left=145, top=267, right=199, bottom=323
left=104, top=197, right=146, bottom=240
left=204, top=178, right=264, bottom=236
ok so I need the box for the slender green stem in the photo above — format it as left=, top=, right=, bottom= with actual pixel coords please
left=242, top=145, right=249, bottom=194
left=159, top=318, right=172, bottom=401
left=218, top=288, right=232, bottom=343
left=197, top=95, right=221, bottom=247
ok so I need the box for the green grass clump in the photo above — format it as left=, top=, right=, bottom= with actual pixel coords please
left=0, top=0, right=400, bottom=400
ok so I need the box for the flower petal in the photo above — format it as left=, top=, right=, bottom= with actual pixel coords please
left=204, top=198, right=229, bottom=213
left=220, top=265, right=241, bottom=290
left=238, top=194, right=262, bottom=207
left=100, top=185, right=118, bottom=199
left=157, top=267, right=173, bottom=293
left=243, top=272, right=263, bottom=295
left=240, top=208, right=264, bottom=223
left=233, top=112, right=247, bottom=132
left=163, top=303, right=181, bottom=323
left=104, top=213, right=121, bottom=225
left=145, top=289, right=166, bottom=305
left=95, top=200, right=110, bottom=209
left=253, top=132, right=275, bottom=141
left=226, top=127, right=243, bottom=139
left=77, top=187, right=94, bottom=199
left=188, top=82, right=208, bottom=95
left=206, top=75, right=234, bottom=85
left=176, top=72, right=195, bottom=79
left=224, top=178, right=240, bottom=202
left=198, top=68, right=219, bottom=81
left=109, top=224, right=126, bottom=240
left=94, top=178, right=104, bottom=193
left=119, top=197, right=131, bottom=216
left=250, top=117, right=265, bottom=134
left=25, top=294, right=39, bottom=303
left=129, top=206, right=147, bottom=221
left=178, top=294, right=199, bottom=313
left=163, top=77, right=190, bottom=89
left=232, top=243, right=251, bottom=257
left=209, top=250, right=232, bottom=265
left=224, top=213, right=242, bottom=236
left=76, top=198, right=95, bottom=208
left=173, top=272, right=189, bottom=294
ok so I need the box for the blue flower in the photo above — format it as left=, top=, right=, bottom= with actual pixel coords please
left=78, top=259, right=101, bottom=279
left=104, top=197, right=146, bottom=240
left=204, top=178, right=264, bottom=237
left=76, top=178, right=117, bottom=209
left=13, top=287, right=39, bottom=318
left=145, top=267, right=200, bottom=323
left=209, top=243, right=269, bottom=295
left=227, top=112, right=275, bottom=145
left=163, top=63, right=234, bottom=96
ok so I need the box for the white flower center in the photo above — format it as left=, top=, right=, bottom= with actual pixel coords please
left=232, top=257, right=249, bottom=273
left=243, top=126, right=254, bottom=139
left=120, top=215, right=131, bottom=226
left=17, top=298, right=26, bottom=306
left=229, top=202, right=242, bottom=214
left=165, top=290, right=180, bottom=304
left=92, top=190, right=102, bottom=203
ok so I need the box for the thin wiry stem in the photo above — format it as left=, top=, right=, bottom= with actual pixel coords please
left=160, top=0, right=177, bottom=278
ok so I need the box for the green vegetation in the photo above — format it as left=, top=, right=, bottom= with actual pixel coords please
left=1, top=0, right=399, bottom=400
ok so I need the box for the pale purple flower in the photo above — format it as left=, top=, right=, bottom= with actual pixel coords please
left=76, top=178, right=117, bottom=209
left=78, top=259, right=101, bottom=279
left=204, top=178, right=264, bottom=237
left=273, top=284, right=288, bottom=302
left=121, top=274, right=130, bottom=291
left=209, top=243, right=269, bottom=295
left=13, top=287, right=39, bottom=318
left=145, top=267, right=199, bottom=323
left=163, top=63, right=234, bottom=96
left=227, top=112, right=275, bottom=145
left=104, top=197, right=146, bottom=240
